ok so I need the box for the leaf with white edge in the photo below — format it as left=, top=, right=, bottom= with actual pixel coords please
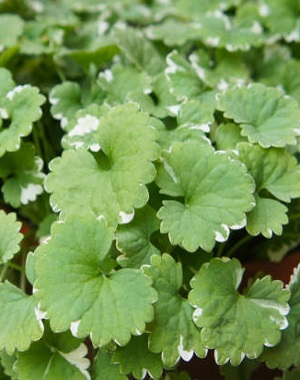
left=98, top=64, right=152, bottom=105
left=165, top=51, right=205, bottom=101
left=143, top=254, right=207, bottom=367
left=49, top=82, right=84, bottom=129
left=114, top=25, right=165, bottom=76
left=188, top=258, right=290, bottom=366
left=0, top=281, right=44, bottom=355
left=15, top=328, right=90, bottom=380
left=177, top=99, right=214, bottom=132
left=0, top=14, right=24, bottom=49
left=113, top=335, right=163, bottom=380
left=156, top=140, right=255, bottom=252
left=116, top=205, right=160, bottom=269
left=34, top=214, right=157, bottom=347
left=0, top=142, right=45, bottom=207
left=237, top=142, right=300, bottom=237
left=215, top=123, right=247, bottom=151
left=45, top=103, right=160, bottom=225
left=0, top=69, right=45, bottom=157
left=173, top=0, right=240, bottom=18
left=62, top=104, right=109, bottom=151
left=94, top=350, right=126, bottom=380
left=260, top=264, right=300, bottom=369
left=217, top=83, right=300, bottom=148
left=0, top=211, right=22, bottom=264
left=145, top=19, right=202, bottom=46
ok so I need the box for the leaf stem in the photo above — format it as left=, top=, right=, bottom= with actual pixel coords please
left=225, top=235, right=253, bottom=258
left=0, top=263, right=8, bottom=282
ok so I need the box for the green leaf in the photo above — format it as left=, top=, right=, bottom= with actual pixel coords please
left=114, top=25, right=165, bottom=76
left=45, top=103, right=159, bottom=225
left=14, top=327, right=90, bottom=380
left=0, top=142, right=45, bottom=207
left=177, top=99, right=214, bottom=132
left=217, top=83, right=300, bottom=148
left=113, top=335, right=163, bottom=380
left=215, top=123, right=247, bottom=150
left=259, top=264, right=300, bottom=369
left=237, top=142, right=300, bottom=237
left=188, top=258, right=290, bottom=366
left=0, top=211, right=22, bottom=264
left=93, top=350, right=126, bottom=380
left=34, top=214, right=157, bottom=347
left=0, top=68, right=45, bottom=157
left=143, top=254, right=207, bottom=367
left=0, top=281, right=44, bottom=355
left=0, top=351, right=17, bottom=380
left=0, top=14, right=24, bottom=49
left=115, top=205, right=160, bottom=269
left=165, top=51, right=205, bottom=101
left=156, top=140, right=255, bottom=252
left=98, top=63, right=152, bottom=105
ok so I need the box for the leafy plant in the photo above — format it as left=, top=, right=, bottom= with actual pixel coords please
left=1, top=0, right=300, bottom=379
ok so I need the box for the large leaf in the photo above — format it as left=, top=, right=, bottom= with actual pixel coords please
left=217, top=83, right=300, bottom=148
left=143, top=254, right=207, bottom=367
left=14, top=327, right=90, bottom=380
left=260, top=264, right=300, bottom=369
left=0, top=281, right=43, bottom=354
left=0, top=68, right=45, bottom=157
left=0, top=142, right=45, bottom=207
left=113, top=335, right=163, bottom=380
left=34, top=214, right=157, bottom=347
left=237, top=142, right=300, bottom=237
left=0, top=211, right=22, bottom=264
left=188, top=258, right=290, bottom=365
left=45, top=103, right=160, bottom=225
left=156, top=140, right=255, bottom=252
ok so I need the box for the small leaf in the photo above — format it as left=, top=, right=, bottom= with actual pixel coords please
left=0, top=211, right=22, bottom=264
left=0, top=14, right=24, bottom=49
left=34, top=214, right=157, bottom=347
left=116, top=205, right=160, bottom=268
left=0, top=281, right=44, bottom=355
left=188, top=258, right=290, bottom=366
left=215, top=123, right=247, bottom=150
left=156, top=140, right=255, bottom=252
left=113, top=335, right=163, bottom=380
left=93, top=350, right=126, bottom=380
left=45, top=103, right=159, bottom=225
left=260, top=264, right=300, bottom=369
left=217, top=83, right=300, bottom=147
left=143, top=254, right=207, bottom=367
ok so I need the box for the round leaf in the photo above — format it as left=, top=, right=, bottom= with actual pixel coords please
left=0, top=211, right=22, bottom=264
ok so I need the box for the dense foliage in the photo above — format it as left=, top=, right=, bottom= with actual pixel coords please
left=1, top=0, right=300, bottom=379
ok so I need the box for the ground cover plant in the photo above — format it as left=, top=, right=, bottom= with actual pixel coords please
left=1, top=0, right=300, bottom=379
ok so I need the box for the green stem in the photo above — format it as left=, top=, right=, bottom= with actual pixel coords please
left=225, top=235, right=253, bottom=258
left=0, top=263, right=8, bottom=282
left=215, top=242, right=226, bottom=257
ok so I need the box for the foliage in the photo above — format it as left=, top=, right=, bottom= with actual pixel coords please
left=1, top=0, right=300, bottom=379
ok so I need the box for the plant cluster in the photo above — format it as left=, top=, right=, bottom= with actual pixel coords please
left=1, top=0, right=300, bottom=379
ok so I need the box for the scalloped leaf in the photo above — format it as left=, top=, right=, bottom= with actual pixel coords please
left=45, top=103, right=160, bottom=225
left=0, top=14, right=24, bottom=49
left=156, top=140, right=255, bottom=252
left=237, top=142, right=300, bottom=237
left=113, top=335, right=163, bottom=380
left=259, top=264, right=300, bottom=369
left=0, top=142, right=45, bottom=207
left=143, top=254, right=207, bottom=367
left=115, top=205, right=160, bottom=268
left=177, top=99, right=214, bottom=132
left=93, top=350, right=126, bottom=380
left=0, top=351, right=17, bottom=380
left=165, top=50, right=205, bottom=101
left=215, top=123, right=247, bottom=150
left=15, top=327, right=90, bottom=380
left=0, top=68, right=45, bottom=157
left=0, top=211, right=22, bottom=264
left=217, top=83, right=300, bottom=147
left=34, top=214, right=157, bottom=347
left=188, top=258, right=290, bottom=366
left=0, top=281, right=44, bottom=355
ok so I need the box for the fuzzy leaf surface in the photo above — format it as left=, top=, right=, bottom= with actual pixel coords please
left=34, top=215, right=157, bottom=347
left=156, top=140, right=255, bottom=252
left=45, top=103, right=159, bottom=225
left=188, top=258, right=290, bottom=365
left=143, top=254, right=206, bottom=367
left=113, top=335, right=163, bottom=380
left=217, top=83, right=300, bottom=147
left=0, top=281, right=43, bottom=354
left=0, top=211, right=22, bottom=264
